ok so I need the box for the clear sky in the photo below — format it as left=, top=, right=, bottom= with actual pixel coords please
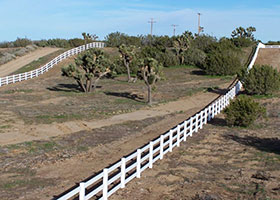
left=0, top=0, right=279, bottom=42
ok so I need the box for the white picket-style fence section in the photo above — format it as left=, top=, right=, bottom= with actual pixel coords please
left=0, top=42, right=105, bottom=87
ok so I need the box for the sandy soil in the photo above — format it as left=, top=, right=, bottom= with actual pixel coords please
left=255, top=48, right=280, bottom=70
left=0, top=47, right=60, bottom=77
left=0, top=89, right=223, bottom=145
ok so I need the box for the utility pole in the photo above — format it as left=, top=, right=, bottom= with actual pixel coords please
left=171, top=24, right=179, bottom=36
left=197, top=13, right=204, bottom=35
left=148, top=18, right=156, bottom=36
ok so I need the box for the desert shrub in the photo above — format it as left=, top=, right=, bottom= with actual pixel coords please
left=112, top=57, right=139, bottom=75
left=239, top=65, right=280, bottom=95
left=105, top=32, right=142, bottom=47
left=139, top=46, right=178, bottom=67
left=224, top=95, right=266, bottom=127
left=0, top=38, right=33, bottom=48
left=161, top=49, right=179, bottom=67
left=68, top=38, right=84, bottom=47
left=203, top=39, right=243, bottom=75
left=192, top=34, right=217, bottom=52
left=13, top=38, right=33, bottom=47
left=184, top=48, right=206, bottom=68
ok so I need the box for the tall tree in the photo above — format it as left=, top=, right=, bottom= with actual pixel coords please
left=62, top=49, right=111, bottom=93
left=82, top=32, right=98, bottom=48
left=137, top=58, right=163, bottom=104
left=173, top=31, right=193, bottom=64
left=119, top=44, right=136, bottom=82
left=231, top=26, right=256, bottom=40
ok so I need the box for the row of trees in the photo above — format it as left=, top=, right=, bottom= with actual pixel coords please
left=62, top=47, right=162, bottom=104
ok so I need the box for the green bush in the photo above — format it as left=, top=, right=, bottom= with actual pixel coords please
left=239, top=65, right=280, bottom=95
left=140, top=46, right=179, bottom=67
left=224, top=95, right=266, bottom=127
left=184, top=48, right=206, bottom=68
left=192, top=34, right=217, bottom=52
left=203, top=39, right=243, bottom=75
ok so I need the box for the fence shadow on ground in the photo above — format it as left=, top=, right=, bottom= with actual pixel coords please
left=104, top=91, right=144, bottom=102
left=207, top=87, right=229, bottom=95
left=224, top=134, right=280, bottom=155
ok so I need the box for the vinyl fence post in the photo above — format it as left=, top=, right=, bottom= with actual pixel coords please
left=200, top=111, right=203, bottom=129
left=79, top=182, right=85, bottom=200
left=149, top=141, right=153, bottom=168
left=136, top=149, right=141, bottom=178
left=177, top=125, right=180, bottom=147
left=183, top=121, right=187, bottom=141
left=103, top=168, right=108, bottom=200
left=204, top=108, right=207, bottom=125
left=190, top=117, right=193, bottom=137
left=195, top=114, right=199, bottom=132
left=121, top=158, right=126, bottom=188
left=169, top=130, right=173, bottom=152
left=160, top=135, right=164, bottom=160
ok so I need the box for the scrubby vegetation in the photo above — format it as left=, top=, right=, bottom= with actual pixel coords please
left=224, top=95, right=266, bottom=127
left=0, top=45, right=38, bottom=65
left=239, top=65, right=280, bottom=95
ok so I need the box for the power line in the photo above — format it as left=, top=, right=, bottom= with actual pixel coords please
left=148, top=18, right=156, bottom=36
left=171, top=24, right=179, bottom=36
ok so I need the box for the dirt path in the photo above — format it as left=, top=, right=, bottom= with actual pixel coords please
left=0, top=47, right=60, bottom=77
left=0, top=89, right=223, bottom=145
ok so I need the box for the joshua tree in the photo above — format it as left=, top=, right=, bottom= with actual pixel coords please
left=119, top=44, right=136, bottom=82
left=82, top=32, right=98, bottom=48
left=173, top=31, right=193, bottom=65
left=62, top=49, right=111, bottom=93
left=231, top=26, right=256, bottom=40
left=137, top=58, right=163, bottom=104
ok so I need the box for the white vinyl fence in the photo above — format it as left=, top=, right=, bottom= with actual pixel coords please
left=56, top=43, right=269, bottom=200
left=53, top=42, right=279, bottom=199
left=57, top=80, right=242, bottom=200
left=0, top=42, right=105, bottom=87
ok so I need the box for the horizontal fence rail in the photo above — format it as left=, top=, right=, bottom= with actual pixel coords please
left=54, top=42, right=268, bottom=200
left=265, top=45, right=280, bottom=48
left=0, top=42, right=105, bottom=87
